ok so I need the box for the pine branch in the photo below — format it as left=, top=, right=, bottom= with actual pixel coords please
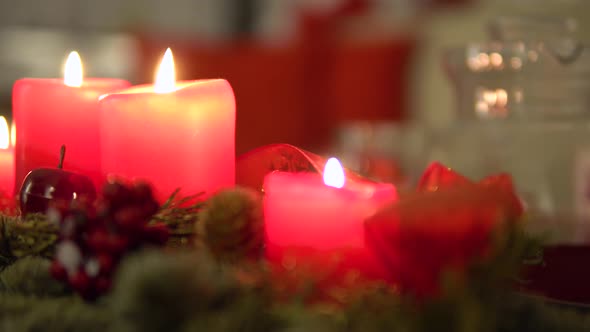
left=0, top=214, right=58, bottom=267
left=151, top=189, right=204, bottom=248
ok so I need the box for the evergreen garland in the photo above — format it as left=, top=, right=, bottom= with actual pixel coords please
left=0, top=188, right=589, bottom=332
left=0, top=214, right=58, bottom=266
left=0, top=190, right=202, bottom=270
left=0, top=256, right=65, bottom=296
left=2, top=249, right=590, bottom=332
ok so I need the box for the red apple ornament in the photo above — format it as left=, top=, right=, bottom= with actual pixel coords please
left=19, top=145, right=96, bottom=215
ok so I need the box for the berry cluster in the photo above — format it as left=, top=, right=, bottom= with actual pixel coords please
left=49, top=180, right=169, bottom=300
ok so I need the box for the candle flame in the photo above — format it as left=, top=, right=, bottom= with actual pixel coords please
left=0, top=117, right=9, bottom=149
left=10, top=122, right=15, bottom=147
left=154, top=48, right=176, bottom=93
left=64, top=51, right=83, bottom=87
left=323, top=158, right=345, bottom=188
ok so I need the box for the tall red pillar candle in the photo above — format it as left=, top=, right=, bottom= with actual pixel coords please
left=100, top=49, right=236, bottom=202
left=13, top=51, right=130, bottom=192
left=264, top=158, right=397, bottom=283
left=0, top=117, right=15, bottom=196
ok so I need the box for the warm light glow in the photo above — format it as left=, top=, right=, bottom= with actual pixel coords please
left=483, top=90, right=497, bottom=105
left=510, top=57, right=523, bottom=70
left=496, top=88, right=508, bottom=107
left=475, top=87, right=509, bottom=118
left=514, top=89, right=524, bottom=103
left=323, top=158, right=345, bottom=188
left=477, top=53, right=490, bottom=68
left=10, top=122, right=15, bottom=147
left=154, top=48, right=176, bottom=93
left=0, top=117, right=9, bottom=149
left=490, top=52, right=503, bottom=68
left=64, top=51, right=83, bottom=87
left=528, top=50, right=539, bottom=62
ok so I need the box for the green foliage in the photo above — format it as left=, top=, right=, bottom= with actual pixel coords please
left=0, top=295, right=110, bottom=332
left=0, top=247, right=589, bottom=332
left=0, top=256, right=66, bottom=297
left=110, top=250, right=238, bottom=332
left=109, top=249, right=280, bottom=332
left=0, top=194, right=586, bottom=332
left=0, top=214, right=58, bottom=267
left=152, top=190, right=205, bottom=249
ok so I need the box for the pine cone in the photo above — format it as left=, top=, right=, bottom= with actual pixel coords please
left=197, top=187, right=264, bottom=262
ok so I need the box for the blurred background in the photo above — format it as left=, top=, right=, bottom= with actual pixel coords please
left=4, top=0, right=590, bottom=239
left=0, top=0, right=431, bottom=156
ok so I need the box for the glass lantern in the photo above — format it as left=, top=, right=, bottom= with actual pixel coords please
left=440, top=15, right=590, bottom=242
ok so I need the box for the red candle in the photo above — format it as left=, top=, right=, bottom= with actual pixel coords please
left=264, top=158, right=397, bottom=282
left=100, top=49, right=236, bottom=202
left=13, top=51, right=130, bottom=192
left=0, top=117, right=15, bottom=195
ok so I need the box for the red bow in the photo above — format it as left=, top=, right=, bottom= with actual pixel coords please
left=365, top=162, right=524, bottom=298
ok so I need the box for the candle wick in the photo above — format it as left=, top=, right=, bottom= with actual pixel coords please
left=58, top=145, right=66, bottom=169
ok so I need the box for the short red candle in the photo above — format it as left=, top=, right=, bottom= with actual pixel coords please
left=264, top=158, right=397, bottom=281
left=99, top=49, right=236, bottom=202
left=12, top=52, right=130, bottom=192
left=0, top=117, right=15, bottom=195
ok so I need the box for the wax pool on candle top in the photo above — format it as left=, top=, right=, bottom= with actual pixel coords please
left=100, top=48, right=236, bottom=202
left=13, top=51, right=131, bottom=192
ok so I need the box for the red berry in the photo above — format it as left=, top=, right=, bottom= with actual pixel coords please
left=49, top=260, right=68, bottom=281
left=69, top=270, right=90, bottom=293
left=142, top=201, right=160, bottom=218
left=102, top=181, right=133, bottom=211
left=97, top=253, right=115, bottom=275
left=95, top=276, right=112, bottom=294
left=102, top=180, right=127, bottom=199
left=107, top=234, right=129, bottom=254
left=114, top=207, right=146, bottom=231
left=132, top=181, right=154, bottom=201
left=87, top=228, right=110, bottom=252
left=142, top=222, right=170, bottom=245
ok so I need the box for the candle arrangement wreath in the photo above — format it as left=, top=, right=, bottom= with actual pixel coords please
left=2, top=145, right=590, bottom=332
left=3, top=51, right=590, bottom=332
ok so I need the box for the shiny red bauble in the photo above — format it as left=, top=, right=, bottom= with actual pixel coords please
left=18, top=145, right=96, bottom=215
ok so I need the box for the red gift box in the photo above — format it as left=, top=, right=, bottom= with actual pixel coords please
left=133, top=31, right=415, bottom=154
